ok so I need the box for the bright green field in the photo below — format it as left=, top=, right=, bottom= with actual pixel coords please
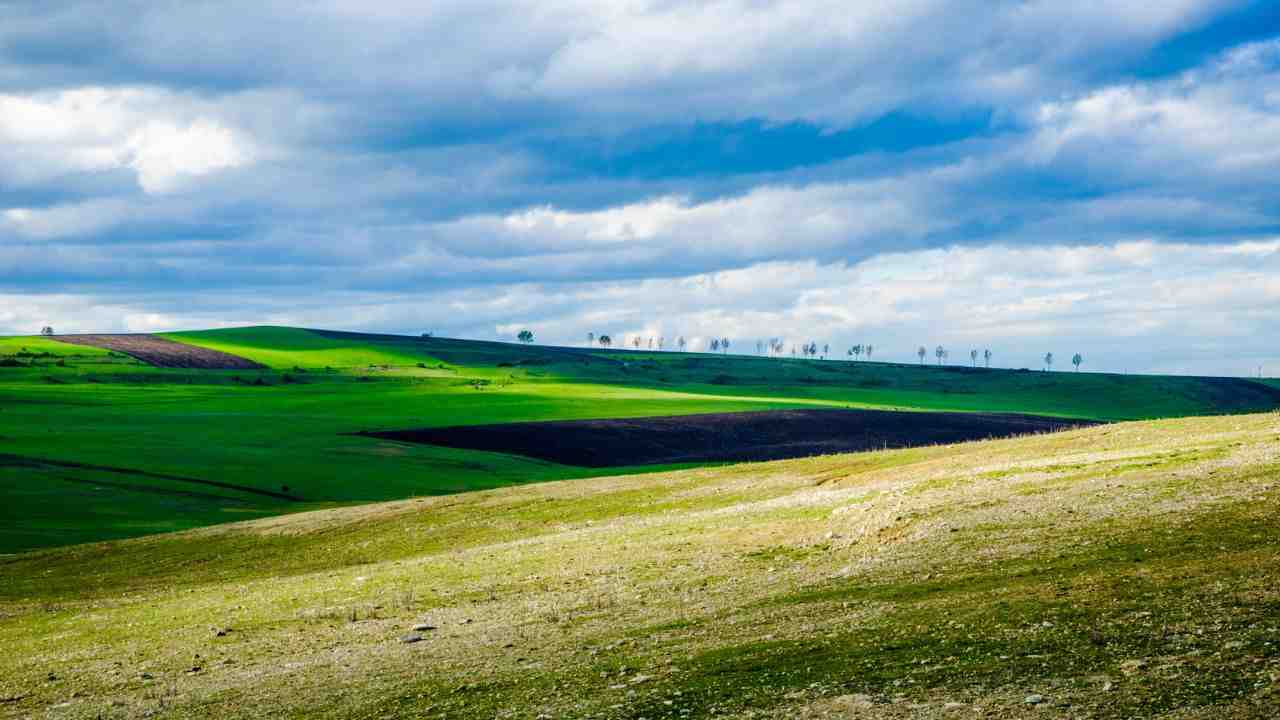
left=1, top=326, right=1276, bottom=553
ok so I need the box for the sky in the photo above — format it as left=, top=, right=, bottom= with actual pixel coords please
left=2, top=1, right=1280, bottom=376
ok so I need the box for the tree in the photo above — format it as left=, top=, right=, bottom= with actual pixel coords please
left=866, top=345, right=873, bottom=361
left=421, top=331, right=433, bottom=338
left=40, top=326, right=54, bottom=336
left=850, top=344, right=863, bottom=361
left=598, top=335, right=612, bottom=348
left=710, top=338, right=721, bottom=353
left=678, top=336, right=687, bottom=351
left=632, top=336, right=641, bottom=349
left=756, top=340, right=764, bottom=355
left=517, top=330, right=534, bottom=344
left=658, top=337, right=665, bottom=350
left=984, top=348, right=992, bottom=368
left=936, top=345, right=947, bottom=366
left=721, top=338, right=730, bottom=355
left=822, top=343, right=829, bottom=359
left=648, top=337, right=654, bottom=349
left=970, top=349, right=979, bottom=367
left=918, top=346, right=927, bottom=365
left=1072, top=353, right=1083, bottom=372
left=1044, top=352, right=1054, bottom=372
left=587, top=332, right=594, bottom=347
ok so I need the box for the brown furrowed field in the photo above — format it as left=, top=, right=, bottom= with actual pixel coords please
left=52, top=335, right=265, bottom=370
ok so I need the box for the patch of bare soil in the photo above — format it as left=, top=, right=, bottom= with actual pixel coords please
left=361, top=408, right=1096, bottom=467
left=53, top=334, right=265, bottom=370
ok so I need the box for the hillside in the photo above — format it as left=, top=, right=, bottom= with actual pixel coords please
left=2, top=413, right=1277, bottom=718
left=0, top=326, right=1277, bottom=552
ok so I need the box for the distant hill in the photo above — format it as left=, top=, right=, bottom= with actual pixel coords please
left=0, top=325, right=1275, bottom=552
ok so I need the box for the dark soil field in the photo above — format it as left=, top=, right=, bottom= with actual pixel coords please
left=363, top=408, right=1096, bottom=467
left=53, top=334, right=265, bottom=369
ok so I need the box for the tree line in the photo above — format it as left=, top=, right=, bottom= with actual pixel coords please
left=515, top=330, right=1087, bottom=372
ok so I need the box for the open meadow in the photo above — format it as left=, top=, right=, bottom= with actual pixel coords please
left=2, top=327, right=1277, bottom=552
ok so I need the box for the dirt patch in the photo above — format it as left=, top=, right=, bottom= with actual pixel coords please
left=52, top=334, right=264, bottom=370
left=360, top=408, right=1097, bottom=467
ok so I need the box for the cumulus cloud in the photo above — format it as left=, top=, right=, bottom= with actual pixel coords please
left=0, top=87, right=257, bottom=194
left=0, top=1, right=1245, bottom=128
left=4, top=2, right=1280, bottom=375
left=1029, top=38, right=1280, bottom=180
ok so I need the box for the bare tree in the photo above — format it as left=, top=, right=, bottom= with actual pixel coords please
left=1044, top=352, right=1054, bottom=371
left=1072, top=353, right=1083, bottom=372
left=517, top=330, right=534, bottom=344
left=984, top=348, right=992, bottom=368
left=917, top=346, right=927, bottom=365
left=936, top=345, right=947, bottom=366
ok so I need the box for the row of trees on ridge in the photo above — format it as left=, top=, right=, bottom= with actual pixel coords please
left=519, top=330, right=1087, bottom=372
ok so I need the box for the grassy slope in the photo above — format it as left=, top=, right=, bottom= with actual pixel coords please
left=2, top=413, right=1277, bottom=718
left=171, top=327, right=1279, bottom=421
left=1, top=326, right=1277, bottom=552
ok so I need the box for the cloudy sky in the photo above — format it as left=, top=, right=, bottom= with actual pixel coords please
left=3, top=1, right=1279, bottom=375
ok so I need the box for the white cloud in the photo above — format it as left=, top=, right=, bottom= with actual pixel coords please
left=430, top=171, right=958, bottom=265
left=2, top=1, right=1237, bottom=128
left=125, top=119, right=253, bottom=193
left=1028, top=38, right=1280, bottom=179
left=0, top=87, right=256, bottom=194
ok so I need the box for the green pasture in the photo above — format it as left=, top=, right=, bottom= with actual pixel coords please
left=0, top=325, right=1276, bottom=553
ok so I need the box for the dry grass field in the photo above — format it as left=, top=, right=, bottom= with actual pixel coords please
left=3, top=412, right=1278, bottom=719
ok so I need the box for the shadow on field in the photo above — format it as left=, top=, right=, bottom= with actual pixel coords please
left=358, top=408, right=1097, bottom=467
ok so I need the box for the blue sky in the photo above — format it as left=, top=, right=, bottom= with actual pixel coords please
left=2, top=1, right=1279, bottom=376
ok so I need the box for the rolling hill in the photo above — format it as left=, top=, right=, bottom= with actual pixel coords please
left=0, top=326, right=1277, bottom=552
left=1, top=413, right=1277, bottom=718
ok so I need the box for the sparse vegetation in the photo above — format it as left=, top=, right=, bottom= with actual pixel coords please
left=2, top=413, right=1277, bottom=718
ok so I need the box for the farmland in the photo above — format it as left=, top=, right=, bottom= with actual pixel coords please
left=1, top=326, right=1277, bottom=553
left=1, top=411, right=1277, bottom=718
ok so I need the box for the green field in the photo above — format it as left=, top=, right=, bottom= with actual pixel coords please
left=1, top=326, right=1277, bottom=553
left=3, top=412, right=1277, bottom=718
